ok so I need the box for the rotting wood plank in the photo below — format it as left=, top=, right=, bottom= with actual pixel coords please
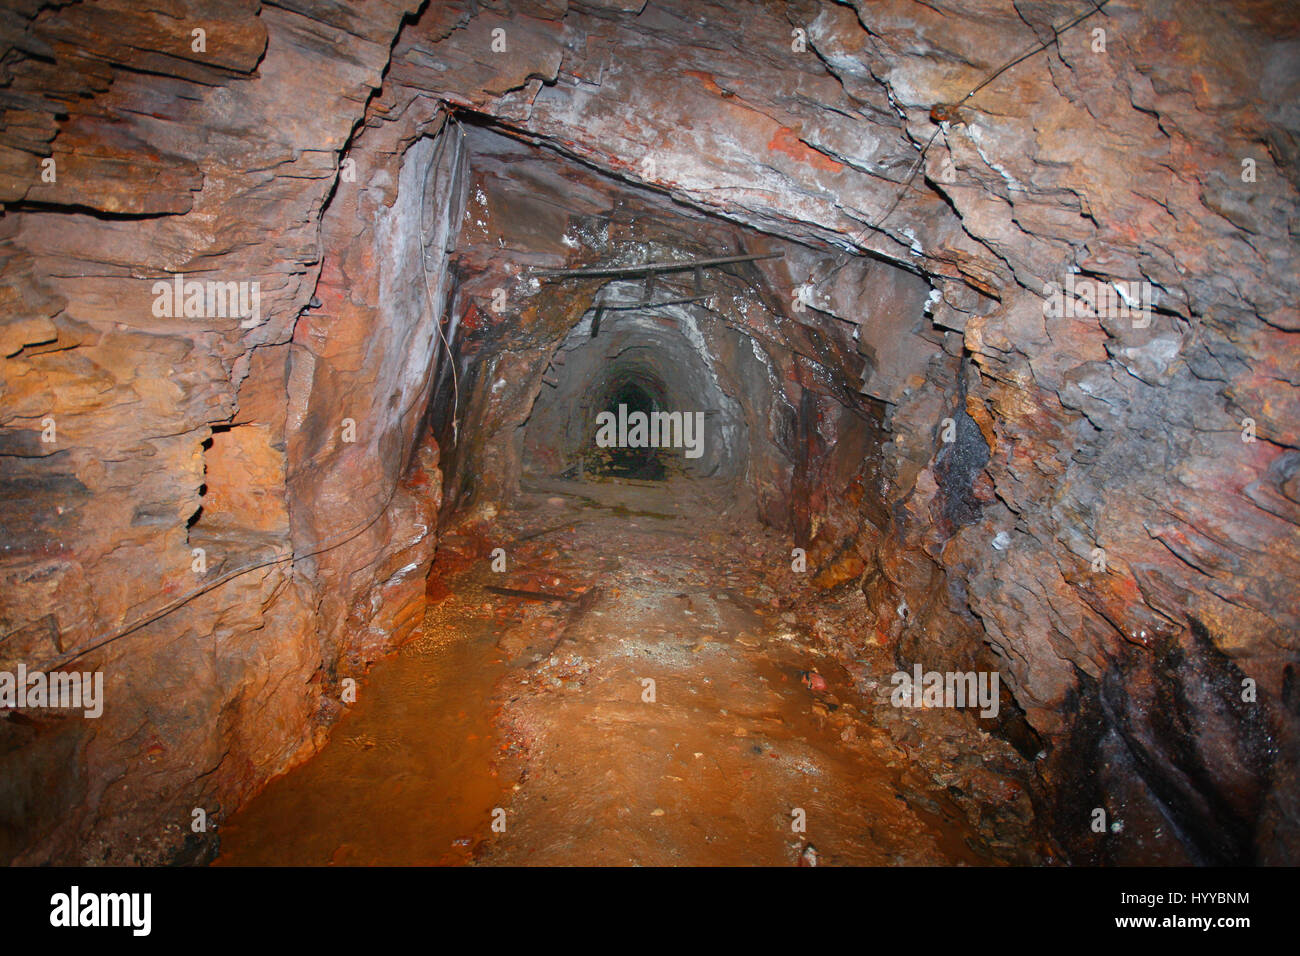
left=484, top=584, right=578, bottom=603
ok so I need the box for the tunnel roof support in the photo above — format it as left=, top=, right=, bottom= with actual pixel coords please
left=533, top=251, right=782, bottom=280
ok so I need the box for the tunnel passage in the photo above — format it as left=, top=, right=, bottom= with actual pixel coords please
left=522, top=281, right=746, bottom=485
left=433, top=123, right=912, bottom=544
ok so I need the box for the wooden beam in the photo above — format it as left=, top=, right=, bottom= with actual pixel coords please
left=485, top=585, right=577, bottom=603
left=593, top=294, right=713, bottom=313
left=533, top=251, right=782, bottom=279
left=641, top=294, right=713, bottom=309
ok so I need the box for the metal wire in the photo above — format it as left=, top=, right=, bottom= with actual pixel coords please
left=35, top=113, right=469, bottom=670
left=809, top=0, right=1111, bottom=294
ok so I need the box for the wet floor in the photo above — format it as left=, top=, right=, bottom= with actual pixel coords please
left=217, top=477, right=993, bottom=866
left=214, top=604, right=509, bottom=865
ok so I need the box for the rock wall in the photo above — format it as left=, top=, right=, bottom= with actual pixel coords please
left=0, top=0, right=444, bottom=863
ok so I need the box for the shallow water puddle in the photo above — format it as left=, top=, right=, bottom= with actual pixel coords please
left=215, top=599, right=509, bottom=866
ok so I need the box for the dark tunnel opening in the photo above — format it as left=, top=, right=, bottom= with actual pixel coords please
left=592, top=375, right=668, bottom=481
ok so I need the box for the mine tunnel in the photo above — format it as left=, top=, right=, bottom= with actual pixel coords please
left=0, top=0, right=1297, bottom=878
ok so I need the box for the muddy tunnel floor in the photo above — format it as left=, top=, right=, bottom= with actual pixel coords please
left=216, top=478, right=1020, bottom=866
